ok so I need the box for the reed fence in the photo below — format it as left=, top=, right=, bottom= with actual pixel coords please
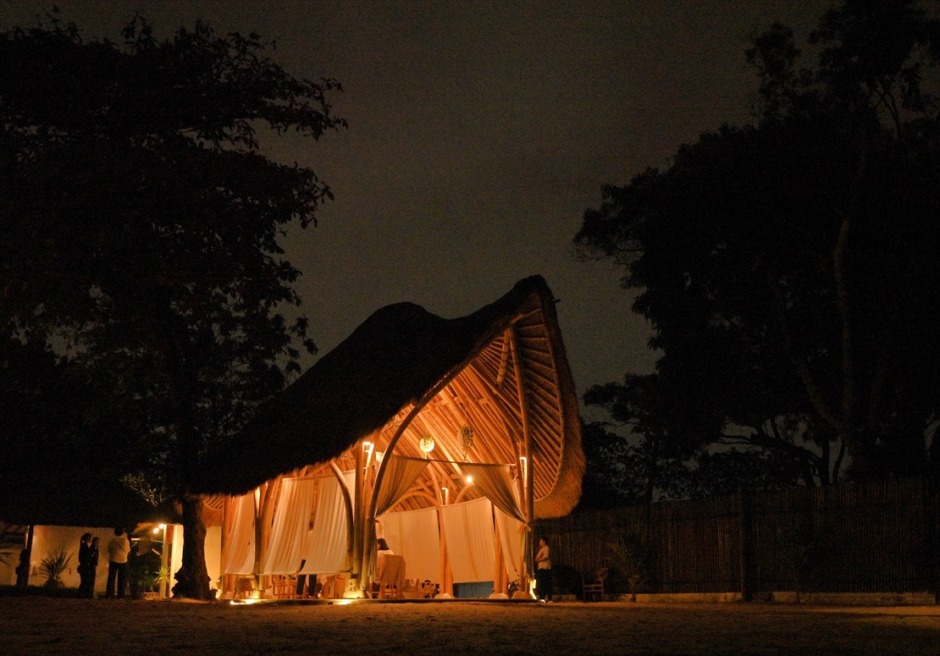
left=537, top=477, right=940, bottom=599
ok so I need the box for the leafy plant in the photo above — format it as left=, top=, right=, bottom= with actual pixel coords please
left=608, top=531, right=652, bottom=602
left=0, top=532, right=22, bottom=568
left=140, top=565, right=170, bottom=593
left=39, top=547, right=72, bottom=587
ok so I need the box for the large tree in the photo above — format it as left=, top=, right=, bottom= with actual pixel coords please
left=575, top=0, right=940, bottom=485
left=1, top=13, right=346, bottom=598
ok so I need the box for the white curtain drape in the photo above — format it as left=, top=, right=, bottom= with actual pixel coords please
left=374, top=455, right=429, bottom=517
left=440, top=497, right=495, bottom=583
left=300, top=472, right=352, bottom=574
left=221, top=492, right=255, bottom=575
left=261, top=477, right=317, bottom=574
left=460, top=462, right=525, bottom=522
left=378, top=506, right=441, bottom=583
left=495, top=509, right=525, bottom=582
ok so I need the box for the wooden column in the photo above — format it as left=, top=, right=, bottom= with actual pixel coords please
left=220, top=496, right=234, bottom=598
left=352, top=442, right=364, bottom=589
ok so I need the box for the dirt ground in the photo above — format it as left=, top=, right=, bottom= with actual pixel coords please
left=1, top=597, right=938, bottom=655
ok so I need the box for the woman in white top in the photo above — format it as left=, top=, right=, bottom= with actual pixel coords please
left=534, top=535, right=552, bottom=602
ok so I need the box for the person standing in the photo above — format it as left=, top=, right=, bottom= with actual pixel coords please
left=78, top=533, right=94, bottom=598
left=106, top=528, right=130, bottom=599
left=15, top=548, right=30, bottom=588
left=534, top=535, right=552, bottom=603
left=88, top=537, right=100, bottom=597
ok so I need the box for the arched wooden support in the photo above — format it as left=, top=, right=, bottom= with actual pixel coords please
left=329, top=460, right=356, bottom=572
left=507, top=324, right=535, bottom=590
left=359, top=399, right=430, bottom=592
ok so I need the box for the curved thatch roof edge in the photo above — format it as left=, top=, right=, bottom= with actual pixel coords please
left=198, top=275, right=584, bottom=508
left=531, top=290, right=585, bottom=519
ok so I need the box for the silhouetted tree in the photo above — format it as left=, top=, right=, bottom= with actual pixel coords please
left=576, top=420, right=644, bottom=510
left=0, top=12, right=345, bottom=598
left=575, top=0, right=940, bottom=484
left=581, top=375, right=817, bottom=502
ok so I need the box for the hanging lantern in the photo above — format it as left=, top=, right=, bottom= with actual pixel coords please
left=460, top=426, right=474, bottom=458
left=419, top=435, right=435, bottom=455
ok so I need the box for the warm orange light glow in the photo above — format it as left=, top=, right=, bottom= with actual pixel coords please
left=419, top=435, right=435, bottom=454
left=465, top=475, right=474, bottom=484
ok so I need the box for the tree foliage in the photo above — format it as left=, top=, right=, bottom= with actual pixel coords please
left=0, top=12, right=345, bottom=597
left=575, top=0, right=940, bottom=493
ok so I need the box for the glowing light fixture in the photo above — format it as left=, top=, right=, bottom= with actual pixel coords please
left=419, top=435, right=435, bottom=455
left=230, top=598, right=262, bottom=606
left=465, top=475, right=474, bottom=484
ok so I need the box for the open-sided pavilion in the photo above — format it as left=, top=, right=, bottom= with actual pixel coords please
left=199, top=275, right=584, bottom=600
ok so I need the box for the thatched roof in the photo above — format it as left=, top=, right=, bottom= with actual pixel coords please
left=200, top=275, right=584, bottom=518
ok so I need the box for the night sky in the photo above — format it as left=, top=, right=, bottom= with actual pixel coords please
left=0, top=1, right=825, bottom=404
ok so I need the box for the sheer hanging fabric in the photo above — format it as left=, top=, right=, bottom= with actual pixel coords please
left=378, top=506, right=442, bottom=583
left=367, top=455, right=431, bottom=580
left=374, top=455, right=429, bottom=517
left=459, top=462, right=526, bottom=583
left=440, top=497, right=496, bottom=583
left=300, top=471, right=354, bottom=574
left=495, top=509, right=525, bottom=582
left=460, top=462, right=525, bottom=522
left=261, top=477, right=317, bottom=574
left=221, top=492, right=255, bottom=575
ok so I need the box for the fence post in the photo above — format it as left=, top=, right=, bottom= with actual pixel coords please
left=928, top=478, right=940, bottom=604
left=738, top=490, right=753, bottom=601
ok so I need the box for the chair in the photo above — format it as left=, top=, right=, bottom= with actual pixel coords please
left=234, top=575, right=256, bottom=600
left=271, top=575, right=296, bottom=600
left=400, top=578, right=420, bottom=599
left=320, top=574, right=345, bottom=599
left=376, top=554, right=406, bottom=599
left=582, top=567, right=608, bottom=601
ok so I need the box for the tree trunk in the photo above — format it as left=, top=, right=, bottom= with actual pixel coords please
left=172, top=493, right=212, bottom=600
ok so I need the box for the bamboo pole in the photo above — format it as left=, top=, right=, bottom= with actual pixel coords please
left=508, top=325, right=535, bottom=594
left=220, top=496, right=234, bottom=598
left=352, top=441, right=364, bottom=593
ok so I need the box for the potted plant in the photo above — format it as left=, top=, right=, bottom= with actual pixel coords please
left=39, top=547, right=72, bottom=588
